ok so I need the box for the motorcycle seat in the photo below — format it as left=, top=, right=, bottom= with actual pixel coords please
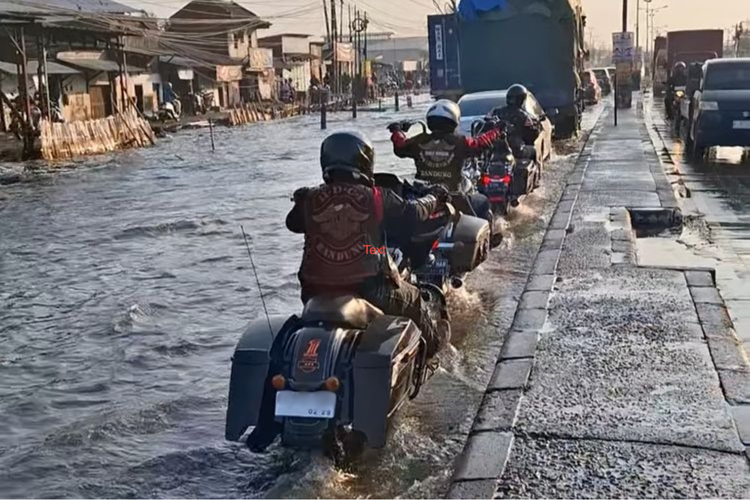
left=302, top=295, right=384, bottom=329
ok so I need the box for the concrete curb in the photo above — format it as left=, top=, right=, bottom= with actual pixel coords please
left=446, top=116, right=604, bottom=499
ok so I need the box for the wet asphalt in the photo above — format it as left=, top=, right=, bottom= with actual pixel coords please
left=0, top=100, right=602, bottom=498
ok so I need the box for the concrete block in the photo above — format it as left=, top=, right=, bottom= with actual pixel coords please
left=452, top=432, right=514, bottom=481
left=533, top=250, right=560, bottom=275
left=541, top=237, right=564, bottom=251
left=526, top=274, right=556, bottom=292
left=489, top=359, right=534, bottom=391
left=500, top=329, right=540, bottom=359
left=512, top=307, right=547, bottom=331
left=690, top=287, right=724, bottom=305
left=473, top=390, right=522, bottom=433
left=696, top=303, right=734, bottom=329
left=611, top=252, right=628, bottom=265
left=729, top=405, right=750, bottom=446
left=556, top=200, right=575, bottom=215
left=611, top=240, right=633, bottom=254
left=519, top=291, right=550, bottom=310
left=706, top=336, right=749, bottom=371
left=610, top=229, right=632, bottom=242
left=549, top=212, right=571, bottom=230
left=685, top=270, right=715, bottom=288
left=447, top=480, right=497, bottom=499
left=718, top=369, right=750, bottom=405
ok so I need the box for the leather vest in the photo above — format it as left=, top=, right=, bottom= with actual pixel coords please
left=300, top=184, right=387, bottom=288
left=413, top=134, right=466, bottom=191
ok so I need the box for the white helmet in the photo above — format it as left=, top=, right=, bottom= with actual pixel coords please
left=426, top=99, right=461, bottom=132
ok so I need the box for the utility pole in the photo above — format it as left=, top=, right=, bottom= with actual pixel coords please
left=323, top=0, right=330, bottom=45
left=330, top=0, right=338, bottom=97
left=622, top=0, right=628, bottom=32
left=636, top=0, right=640, bottom=53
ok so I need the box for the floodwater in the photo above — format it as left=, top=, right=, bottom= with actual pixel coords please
left=0, top=101, right=599, bottom=499
left=645, top=98, right=750, bottom=340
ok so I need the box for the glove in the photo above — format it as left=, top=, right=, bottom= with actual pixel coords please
left=292, top=187, right=309, bottom=203
left=387, top=121, right=402, bottom=133
left=399, top=120, right=413, bottom=133
left=430, top=184, right=451, bottom=204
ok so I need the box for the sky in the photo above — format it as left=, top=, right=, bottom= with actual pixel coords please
left=124, top=0, right=749, bottom=45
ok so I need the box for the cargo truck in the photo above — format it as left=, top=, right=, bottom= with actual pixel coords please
left=655, top=30, right=724, bottom=95
left=428, top=0, right=587, bottom=138
left=652, top=36, right=667, bottom=96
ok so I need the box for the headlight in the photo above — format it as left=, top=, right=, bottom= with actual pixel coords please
left=675, top=90, right=685, bottom=98
left=700, top=101, right=719, bottom=111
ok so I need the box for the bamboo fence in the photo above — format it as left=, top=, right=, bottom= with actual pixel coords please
left=40, top=109, right=155, bottom=161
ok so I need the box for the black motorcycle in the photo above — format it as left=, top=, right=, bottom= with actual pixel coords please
left=225, top=182, right=491, bottom=461
left=468, top=118, right=541, bottom=216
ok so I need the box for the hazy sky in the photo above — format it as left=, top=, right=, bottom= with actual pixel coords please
left=125, top=0, right=748, bottom=45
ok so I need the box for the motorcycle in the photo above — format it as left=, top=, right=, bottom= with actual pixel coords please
left=468, top=118, right=541, bottom=216
left=158, top=99, right=181, bottom=121
left=225, top=188, right=490, bottom=461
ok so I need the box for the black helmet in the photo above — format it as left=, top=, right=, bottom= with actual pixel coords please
left=320, top=131, right=375, bottom=185
left=673, top=61, right=687, bottom=74
left=507, top=84, right=528, bottom=109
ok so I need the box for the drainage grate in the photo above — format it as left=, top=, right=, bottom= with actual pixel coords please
left=628, top=207, right=683, bottom=238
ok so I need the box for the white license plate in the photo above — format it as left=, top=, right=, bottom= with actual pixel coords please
left=733, top=120, right=750, bottom=129
left=275, top=390, right=336, bottom=419
left=435, top=259, right=449, bottom=269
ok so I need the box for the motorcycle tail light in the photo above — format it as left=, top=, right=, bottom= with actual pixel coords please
left=480, top=175, right=491, bottom=186
left=502, top=175, right=511, bottom=184
left=324, top=377, right=340, bottom=392
left=272, top=375, right=286, bottom=390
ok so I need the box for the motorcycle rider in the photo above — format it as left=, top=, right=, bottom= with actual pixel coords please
left=245, top=131, right=451, bottom=452
left=489, top=84, right=542, bottom=160
left=388, top=99, right=502, bottom=220
left=665, top=61, right=688, bottom=118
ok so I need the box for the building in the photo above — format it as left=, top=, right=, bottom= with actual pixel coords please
left=259, top=33, right=314, bottom=93
left=366, top=35, right=429, bottom=69
left=166, top=0, right=273, bottom=106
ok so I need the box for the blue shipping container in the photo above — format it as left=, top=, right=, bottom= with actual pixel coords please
left=428, top=14, right=462, bottom=94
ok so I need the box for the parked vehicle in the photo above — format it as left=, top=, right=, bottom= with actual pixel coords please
left=458, top=89, right=554, bottom=163
left=592, top=68, right=613, bottom=96
left=429, top=0, right=587, bottom=139
left=580, top=70, right=602, bottom=105
left=686, top=58, right=750, bottom=158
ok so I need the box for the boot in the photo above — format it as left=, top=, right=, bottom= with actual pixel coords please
left=426, top=319, right=451, bottom=358
left=246, top=421, right=282, bottom=453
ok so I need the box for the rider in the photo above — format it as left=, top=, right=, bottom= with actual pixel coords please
left=246, top=131, right=451, bottom=452
left=665, top=61, right=688, bottom=116
left=286, top=131, right=450, bottom=356
left=489, top=84, right=542, bottom=160
left=388, top=99, right=502, bottom=220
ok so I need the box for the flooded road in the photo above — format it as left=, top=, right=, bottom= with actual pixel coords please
left=646, top=97, right=750, bottom=347
left=0, top=102, right=601, bottom=498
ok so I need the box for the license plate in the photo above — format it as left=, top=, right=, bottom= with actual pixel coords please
left=733, top=120, right=750, bottom=129
left=275, top=390, right=336, bottom=419
left=435, top=259, right=448, bottom=269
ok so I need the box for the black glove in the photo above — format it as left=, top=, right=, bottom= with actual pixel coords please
left=400, top=120, right=413, bottom=133
left=430, top=184, right=451, bottom=204
left=387, top=121, right=402, bottom=133
left=292, top=187, right=309, bottom=203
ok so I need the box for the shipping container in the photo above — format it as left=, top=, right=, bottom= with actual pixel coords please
left=667, top=30, right=724, bottom=68
left=428, top=14, right=462, bottom=98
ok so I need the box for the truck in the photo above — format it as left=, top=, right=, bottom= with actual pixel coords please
left=428, top=0, right=587, bottom=138
left=652, top=36, right=667, bottom=96
left=659, top=30, right=724, bottom=91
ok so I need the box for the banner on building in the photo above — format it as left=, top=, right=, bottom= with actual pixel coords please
left=402, top=60, right=418, bottom=72
left=335, top=43, right=353, bottom=63
left=612, top=32, right=635, bottom=64
left=248, top=48, right=273, bottom=71
left=177, top=69, right=194, bottom=81
left=216, top=65, right=243, bottom=82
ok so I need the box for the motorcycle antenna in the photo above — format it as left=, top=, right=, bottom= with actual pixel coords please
left=240, top=225, right=274, bottom=337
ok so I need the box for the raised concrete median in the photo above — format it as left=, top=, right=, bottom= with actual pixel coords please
left=448, top=98, right=750, bottom=499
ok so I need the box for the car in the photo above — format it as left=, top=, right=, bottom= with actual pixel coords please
left=457, top=89, right=554, bottom=162
left=592, top=67, right=613, bottom=95
left=687, top=58, right=750, bottom=158
left=580, top=70, right=602, bottom=105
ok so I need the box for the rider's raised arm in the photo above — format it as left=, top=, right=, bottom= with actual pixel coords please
left=285, top=188, right=308, bottom=234
left=381, top=188, right=438, bottom=225
left=464, top=128, right=503, bottom=157
left=390, top=130, right=420, bottom=159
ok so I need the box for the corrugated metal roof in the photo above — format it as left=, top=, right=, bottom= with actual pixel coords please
left=0, top=0, right=137, bottom=15
left=0, top=59, right=81, bottom=75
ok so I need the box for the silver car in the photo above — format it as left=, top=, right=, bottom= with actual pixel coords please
left=457, top=89, right=554, bottom=162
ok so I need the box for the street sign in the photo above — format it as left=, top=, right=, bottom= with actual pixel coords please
left=612, top=31, right=635, bottom=64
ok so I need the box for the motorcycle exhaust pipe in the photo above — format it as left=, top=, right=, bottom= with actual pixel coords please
left=451, top=276, right=464, bottom=289
left=510, top=199, right=520, bottom=208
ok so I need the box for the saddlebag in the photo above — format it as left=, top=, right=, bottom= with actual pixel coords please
left=352, top=315, right=422, bottom=448
left=225, top=315, right=291, bottom=441
left=450, top=213, right=491, bottom=274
